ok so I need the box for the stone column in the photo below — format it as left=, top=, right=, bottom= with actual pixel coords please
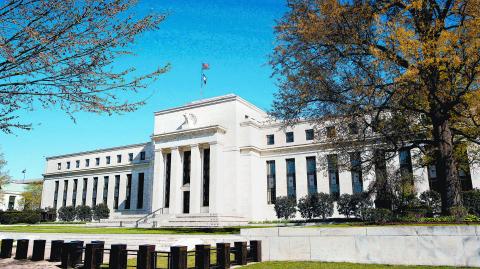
left=190, top=144, right=201, bottom=214
left=209, top=142, right=223, bottom=214
left=151, top=149, right=164, bottom=211
left=169, top=147, right=183, bottom=214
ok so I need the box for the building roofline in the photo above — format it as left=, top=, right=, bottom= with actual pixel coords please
left=45, top=142, right=151, bottom=160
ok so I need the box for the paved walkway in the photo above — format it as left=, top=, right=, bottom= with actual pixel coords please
left=0, top=259, right=59, bottom=268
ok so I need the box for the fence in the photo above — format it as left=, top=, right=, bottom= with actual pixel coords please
left=0, top=238, right=262, bottom=269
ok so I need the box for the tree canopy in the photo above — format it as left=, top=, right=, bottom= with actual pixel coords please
left=19, top=181, right=43, bottom=210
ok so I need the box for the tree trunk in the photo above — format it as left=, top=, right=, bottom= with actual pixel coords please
left=432, top=119, right=463, bottom=214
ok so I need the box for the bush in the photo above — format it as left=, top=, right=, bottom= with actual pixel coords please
left=274, top=196, right=297, bottom=220
left=337, top=194, right=356, bottom=218
left=364, top=208, right=394, bottom=224
left=92, top=203, right=110, bottom=221
left=0, top=210, right=41, bottom=224
left=57, top=206, right=76, bottom=222
left=449, top=206, right=468, bottom=222
left=75, top=205, right=92, bottom=222
left=316, top=193, right=334, bottom=220
left=298, top=194, right=318, bottom=220
left=352, top=192, right=374, bottom=220
left=419, top=190, right=441, bottom=217
left=463, top=189, right=480, bottom=216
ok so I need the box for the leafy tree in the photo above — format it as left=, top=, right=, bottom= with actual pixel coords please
left=0, top=150, right=10, bottom=197
left=316, top=192, right=334, bottom=220
left=337, top=194, right=355, bottom=218
left=463, top=189, right=480, bottom=216
left=419, top=190, right=442, bottom=217
left=57, top=205, right=75, bottom=222
left=75, top=205, right=92, bottom=222
left=0, top=0, right=169, bottom=134
left=19, top=182, right=43, bottom=210
left=271, top=0, right=480, bottom=214
left=274, top=196, right=297, bottom=220
left=92, top=203, right=110, bottom=222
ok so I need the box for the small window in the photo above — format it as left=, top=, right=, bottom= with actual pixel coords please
left=140, top=151, right=146, bottom=161
left=85, top=159, right=90, bottom=167
left=76, top=160, right=80, bottom=168
left=57, top=163, right=61, bottom=170
left=117, top=154, right=122, bottom=163
left=326, top=126, right=336, bottom=138
left=305, top=129, right=314, bottom=140
left=286, top=132, right=294, bottom=143
left=266, top=134, right=275, bottom=145
left=8, top=196, right=15, bottom=210
left=106, top=156, right=111, bottom=165
left=128, top=153, right=134, bottom=162
left=66, top=162, right=71, bottom=169
left=95, top=157, right=100, bottom=166
left=349, top=122, right=359, bottom=135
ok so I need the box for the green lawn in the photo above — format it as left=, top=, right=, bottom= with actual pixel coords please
left=237, top=262, right=474, bottom=269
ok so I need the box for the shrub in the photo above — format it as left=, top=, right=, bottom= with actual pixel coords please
left=0, top=210, right=41, bottom=224
left=352, top=192, right=373, bottom=220
left=463, top=189, right=480, bottom=216
left=75, top=205, right=92, bottom=222
left=449, top=206, right=468, bottom=222
left=316, top=192, right=334, bottom=220
left=92, top=203, right=110, bottom=221
left=274, top=196, right=297, bottom=220
left=57, top=206, right=76, bottom=222
left=337, top=194, right=356, bottom=218
left=364, top=208, right=394, bottom=224
left=419, top=190, right=441, bottom=217
left=298, top=194, right=318, bottom=220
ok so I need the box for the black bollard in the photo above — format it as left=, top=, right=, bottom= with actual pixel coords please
left=84, top=243, right=101, bottom=269
left=91, top=240, right=105, bottom=266
left=234, top=241, right=247, bottom=265
left=109, top=244, right=127, bottom=269
left=195, top=244, right=210, bottom=269
left=60, top=242, right=77, bottom=269
left=170, top=246, right=187, bottom=269
left=249, top=240, right=262, bottom=262
left=70, top=240, right=84, bottom=266
left=49, top=240, right=64, bottom=261
left=31, top=239, right=46, bottom=261
left=216, top=243, right=231, bottom=269
left=137, top=244, right=156, bottom=269
left=14, top=239, right=29, bottom=260
left=0, top=239, right=13, bottom=258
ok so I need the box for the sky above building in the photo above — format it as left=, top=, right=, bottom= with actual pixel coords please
left=0, top=0, right=287, bottom=180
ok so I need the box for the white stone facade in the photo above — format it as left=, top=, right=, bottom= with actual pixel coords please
left=41, top=94, right=480, bottom=224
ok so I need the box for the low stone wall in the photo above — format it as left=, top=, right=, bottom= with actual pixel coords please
left=240, top=225, right=480, bottom=267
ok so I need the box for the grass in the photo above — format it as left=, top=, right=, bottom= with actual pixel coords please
left=236, top=261, right=474, bottom=269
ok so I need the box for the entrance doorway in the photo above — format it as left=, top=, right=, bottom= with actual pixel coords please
left=183, top=191, right=190, bottom=214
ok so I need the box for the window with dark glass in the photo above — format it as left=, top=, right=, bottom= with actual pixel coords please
left=125, top=174, right=132, bottom=209
left=457, top=144, right=473, bottom=191
left=92, top=177, right=98, bottom=206
left=327, top=154, right=340, bottom=199
left=82, top=178, right=88, bottom=205
left=286, top=158, right=296, bottom=198
left=54, top=181, right=59, bottom=209
left=72, top=179, right=78, bottom=207
left=117, top=154, right=122, bottom=163
left=305, top=129, right=314, bottom=141
left=350, top=152, right=363, bottom=193
left=57, top=163, right=61, bottom=170
left=85, top=159, right=90, bottom=167
left=95, top=158, right=100, bottom=166
left=266, top=134, right=275, bottom=145
left=63, top=180, right=69, bottom=207
left=286, top=132, right=294, bottom=143
left=202, top=149, right=210, bottom=207
left=427, top=164, right=441, bottom=193
left=164, top=153, right=171, bottom=208
left=349, top=122, right=359, bottom=135
left=399, top=149, right=413, bottom=181
left=374, top=149, right=390, bottom=208
left=306, top=157, right=317, bottom=194
left=103, top=176, right=109, bottom=204
left=137, top=173, right=144, bottom=209
left=183, top=151, right=191, bottom=185
left=66, top=161, right=71, bottom=169
left=266, top=160, right=276, bottom=204
left=326, top=126, right=336, bottom=138
left=8, top=196, right=15, bottom=210
left=140, top=151, right=146, bottom=160
left=76, top=160, right=80, bottom=168
left=114, top=175, right=120, bottom=209
left=128, top=153, right=134, bottom=162
left=106, top=156, right=111, bottom=165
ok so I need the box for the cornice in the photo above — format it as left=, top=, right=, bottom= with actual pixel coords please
left=151, top=125, right=227, bottom=142
left=46, top=142, right=151, bottom=160
left=43, top=161, right=151, bottom=179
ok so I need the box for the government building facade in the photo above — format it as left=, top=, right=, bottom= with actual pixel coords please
left=40, top=94, right=480, bottom=226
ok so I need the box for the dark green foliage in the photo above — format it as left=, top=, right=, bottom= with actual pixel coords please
left=0, top=210, right=41, bottom=224
left=274, top=196, right=297, bottom=220
left=364, top=208, right=394, bottom=224
left=298, top=193, right=332, bottom=220
left=419, top=190, right=442, bottom=217
left=463, top=189, right=480, bottom=216
left=92, top=203, right=110, bottom=221
left=58, top=206, right=76, bottom=222
left=316, top=193, right=334, bottom=220
left=352, top=193, right=374, bottom=221
left=75, top=205, right=92, bottom=221
left=337, top=194, right=355, bottom=218
left=338, top=192, right=373, bottom=219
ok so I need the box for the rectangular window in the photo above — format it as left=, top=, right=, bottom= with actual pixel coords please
left=399, top=149, right=413, bottom=181
left=63, top=180, right=69, bottom=207
left=286, top=158, right=296, bottom=198
left=95, top=158, right=100, bottom=166
left=66, top=162, right=71, bottom=169
left=266, top=134, right=275, bottom=145
left=137, top=173, right=144, bottom=209
left=54, top=181, right=59, bottom=209
left=183, top=151, right=191, bottom=185
left=350, top=152, right=363, bottom=193
left=457, top=145, right=473, bottom=191
left=85, top=159, right=90, bottom=167
left=286, top=132, right=294, bottom=143
left=117, top=154, right=122, bottom=163
left=57, top=163, right=61, bottom=170
left=114, top=175, right=120, bottom=209
left=125, top=174, right=132, bottom=209
left=8, top=196, right=15, bottom=210
left=72, top=179, right=78, bottom=207
left=82, top=178, right=88, bottom=206
left=128, top=153, right=134, bottom=162
left=305, top=129, right=314, bottom=141
left=327, top=154, right=340, bottom=199
left=76, top=160, right=80, bottom=168
left=140, top=151, right=146, bottom=160
left=326, top=126, right=336, bottom=138
left=164, top=153, right=172, bottom=208
left=103, top=176, right=109, bottom=204
left=306, top=157, right=317, bottom=194
left=267, top=160, right=276, bottom=204
left=92, top=177, right=98, bottom=206
left=427, top=164, right=440, bottom=193
left=106, top=156, right=111, bottom=165
left=202, top=149, right=210, bottom=207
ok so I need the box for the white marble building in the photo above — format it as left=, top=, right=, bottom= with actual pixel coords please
left=41, top=94, right=480, bottom=226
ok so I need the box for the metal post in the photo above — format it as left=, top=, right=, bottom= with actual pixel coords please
left=31, top=239, right=46, bottom=261
left=84, top=243, right=101, bottom=269
left=170, top=246, right=187, bottom=269
left=216, top=243, right=230, bottom=269
left=91, top=240, right=105, bottom=266
left=0, top=239, right=13, bottom=258
left=49, top=240, right=64, bottom=261
left=195, top=244, right=210, bottom=269
left=14, top=239, right=29, bottom=260
left=60, top=242, right=77, bottom=269
left=249, top=240, right=262, bottom=262
left=234, top=241, right=247, bottom=265
left=71, top=240, right=84, bottom=266
left=137, top=244, right=156, bottom=269
left=109, top=244, right=127, bottom=269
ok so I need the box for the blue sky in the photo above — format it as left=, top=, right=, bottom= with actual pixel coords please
left=0, top=0, right=287, bottom=180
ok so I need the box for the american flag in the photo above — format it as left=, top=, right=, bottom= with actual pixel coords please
left=202, top=63, right=210, bottom=70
